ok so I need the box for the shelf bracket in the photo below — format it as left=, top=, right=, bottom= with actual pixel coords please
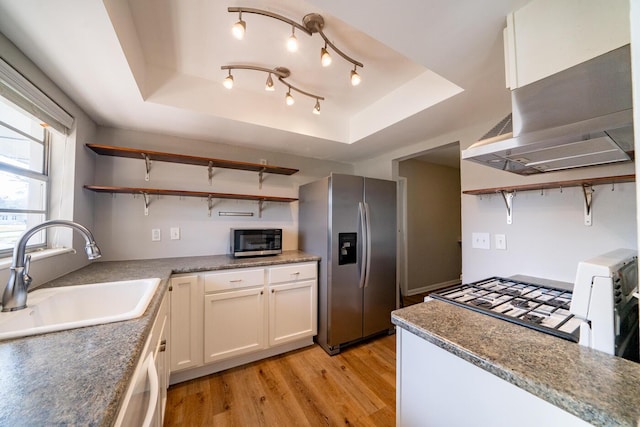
left=500, top=190, right=515, bottom=225
left=258, top=200, right=265, bottom=218
left=207, top=195, right=217, bottom=217
left=582, top=184, right=593, bottom=226
left=141, top=153, right=151, bottom=181
left=208, top=161, right=215, bottom=185
left=258, top=167, right=266, bottom=190
left=141, top=192, right=151, bottom=216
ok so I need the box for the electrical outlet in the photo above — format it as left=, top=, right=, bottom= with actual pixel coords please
left=151, top=228, right=161, bottom=241
left=471, top=232, right=490, bottom=250
left=170, top=227, right=180, bottom=240
left=495, top=234, right=507, bottom=250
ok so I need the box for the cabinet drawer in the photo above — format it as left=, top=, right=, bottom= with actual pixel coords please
left=204, top=268, right=265, bottom=293
left=268, top=262, right=317, bottom=285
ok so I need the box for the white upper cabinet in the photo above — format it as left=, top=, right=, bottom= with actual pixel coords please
left=504, top=0, right=630, bottom=89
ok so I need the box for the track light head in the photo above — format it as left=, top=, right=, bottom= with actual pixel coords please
left=287, top=27, right=298, bottom=52
left=313, top=99, right=321, bottom=115
left=321, top=45, right=332, bottom=67
left=223, top=71, right=234, bottom=89
left=285, top=90, right=295, bottom=106
left=232, top=14, right=246, bottom=40
left=350, top=67, right=361, bottom=86
left=265, top=73, right=275, bottom=91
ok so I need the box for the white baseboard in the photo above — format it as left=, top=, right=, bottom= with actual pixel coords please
left=406, top=279, right=461, bottom=296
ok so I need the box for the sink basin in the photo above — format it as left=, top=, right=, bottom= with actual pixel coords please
left=0, top=278, right=161, bottom=340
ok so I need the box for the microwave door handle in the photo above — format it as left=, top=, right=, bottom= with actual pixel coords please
left=358, top=202, right=367, bottom=289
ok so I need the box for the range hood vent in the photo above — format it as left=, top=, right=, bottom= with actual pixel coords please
left=462, top=45, right=633, bottom=175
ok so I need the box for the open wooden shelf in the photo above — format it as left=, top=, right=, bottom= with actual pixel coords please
left=85, top=185, right=297, bottom=217
left=84, top=185, right=298, bottom=203
left=86, top=143, right=299, bottom=176
left=462, top=174, right=635, bottom=195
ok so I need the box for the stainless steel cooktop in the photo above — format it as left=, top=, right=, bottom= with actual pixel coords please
left=430, top=277, right=581, bottom=342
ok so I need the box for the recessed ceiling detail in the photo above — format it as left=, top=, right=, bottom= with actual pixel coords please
left=105, top=0, right=461, bottom=144
left=0, top=0, right=528, bottom=160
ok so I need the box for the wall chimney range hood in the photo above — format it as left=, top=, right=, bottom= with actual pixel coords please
left=462, top=44, right=633, bottom=175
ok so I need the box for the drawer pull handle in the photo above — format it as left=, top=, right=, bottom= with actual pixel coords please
left=292, top=272, right=300, bottom=275
left=229, top=279, right=243, bottom=283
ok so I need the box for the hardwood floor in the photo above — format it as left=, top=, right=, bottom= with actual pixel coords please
left=164, top=334, right=396, bottom=426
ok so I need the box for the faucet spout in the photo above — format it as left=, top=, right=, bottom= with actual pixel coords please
left=2, top=220, right=102, bottom=312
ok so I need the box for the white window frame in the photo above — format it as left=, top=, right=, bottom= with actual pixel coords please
left=0, top=111, right=51, bottom=257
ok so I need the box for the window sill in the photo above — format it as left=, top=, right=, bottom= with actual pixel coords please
left=0, top=247, right=75, bottom=271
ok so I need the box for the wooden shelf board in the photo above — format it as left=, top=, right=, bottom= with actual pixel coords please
left=84, top=185, right=298, bottom=203
left=462, top=174, right=635, bottom=195
left=86, top=143, right=299, bottom=176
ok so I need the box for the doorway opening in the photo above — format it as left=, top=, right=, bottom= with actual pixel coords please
left=396, top=142, right=462, bottom=304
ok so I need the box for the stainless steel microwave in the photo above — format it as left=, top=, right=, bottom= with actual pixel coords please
left=230, top=228, right=282, bottom=258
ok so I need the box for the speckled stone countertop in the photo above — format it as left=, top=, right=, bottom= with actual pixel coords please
left=0, top=250, right=318, bottom=426
left=392, top=300, right=640, bottom=427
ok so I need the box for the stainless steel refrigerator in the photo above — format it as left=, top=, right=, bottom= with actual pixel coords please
left=298, top=174, right=397, bottom=355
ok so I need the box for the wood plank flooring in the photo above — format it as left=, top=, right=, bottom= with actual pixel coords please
left=164, top=334, right=396, bottom=426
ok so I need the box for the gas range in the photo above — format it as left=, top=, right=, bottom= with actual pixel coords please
left=430, top=277, right=581, bottom=342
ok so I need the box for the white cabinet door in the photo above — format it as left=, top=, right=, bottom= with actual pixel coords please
left=169, top=275, right=203, bottom=372
left=504, top=0, right=630, bottom=88
left=268, top=279, right=317, bottom=346
left=204, top=287, right=265, bottom=363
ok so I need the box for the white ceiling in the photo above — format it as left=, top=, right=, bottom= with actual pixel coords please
left=0, top=0, right=530, bottom=162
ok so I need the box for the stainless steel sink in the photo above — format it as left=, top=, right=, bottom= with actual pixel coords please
left=0, top=278, right=161, bottom=340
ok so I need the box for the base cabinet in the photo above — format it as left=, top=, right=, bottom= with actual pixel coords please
left=169, top=275, right=203, bottom=372
left=169, top=261, right=317, bottom=384
left=396, top=328, right=591, bottom=427
left=269, top=280, right=317, bottom=346
left=204, top=287, right=265, bottom=363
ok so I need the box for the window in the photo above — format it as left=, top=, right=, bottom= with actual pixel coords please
left=0, top=98, right=49, bottom=255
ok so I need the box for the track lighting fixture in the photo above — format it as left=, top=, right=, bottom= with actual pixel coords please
left=320, top=43, right=332, bottom=67
left=285, top=90, right=295, bottom=106
left=350, top=66, right=361, bottom=86
left=221, top=65, right=324, bottom=114
left=232, top=12, right=246, bottom=40
left=228, top=7, right=363, bottom=83
left=287, top=27, right=298, bottom=52
left=265, top=73, right=275, bottom=91
left=223, top=70, right=234, bottom=89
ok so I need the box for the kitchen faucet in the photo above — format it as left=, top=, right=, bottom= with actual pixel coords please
left=2, top=220, right=102, bottom=312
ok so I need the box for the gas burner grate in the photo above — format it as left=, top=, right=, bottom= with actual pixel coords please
left=430, top=277, right=580, bottom=342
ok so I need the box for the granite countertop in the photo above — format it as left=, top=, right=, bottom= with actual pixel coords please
left=392, top=300, right=640, bottom=427
left=0, top=250, right=319, bottom=426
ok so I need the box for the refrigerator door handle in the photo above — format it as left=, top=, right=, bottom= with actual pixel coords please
left=364, top=202, right=372, bottom=288
left=358, top=202, right=367, bottom=289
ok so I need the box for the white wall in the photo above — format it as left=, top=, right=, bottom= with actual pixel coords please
left=0, top=32, right=98, bottom=289
left=399, top=159, right=461, bottom=293
left=354, top=109, right=637, bottom=285
left=89, top=127, right=353, bottom=260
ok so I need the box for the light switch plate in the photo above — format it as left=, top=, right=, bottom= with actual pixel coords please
left=151, top=228, right=161, bottom=241
left=495, top=234, right=507, bottom=250
left=471, top=232, right=490, bottom=250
